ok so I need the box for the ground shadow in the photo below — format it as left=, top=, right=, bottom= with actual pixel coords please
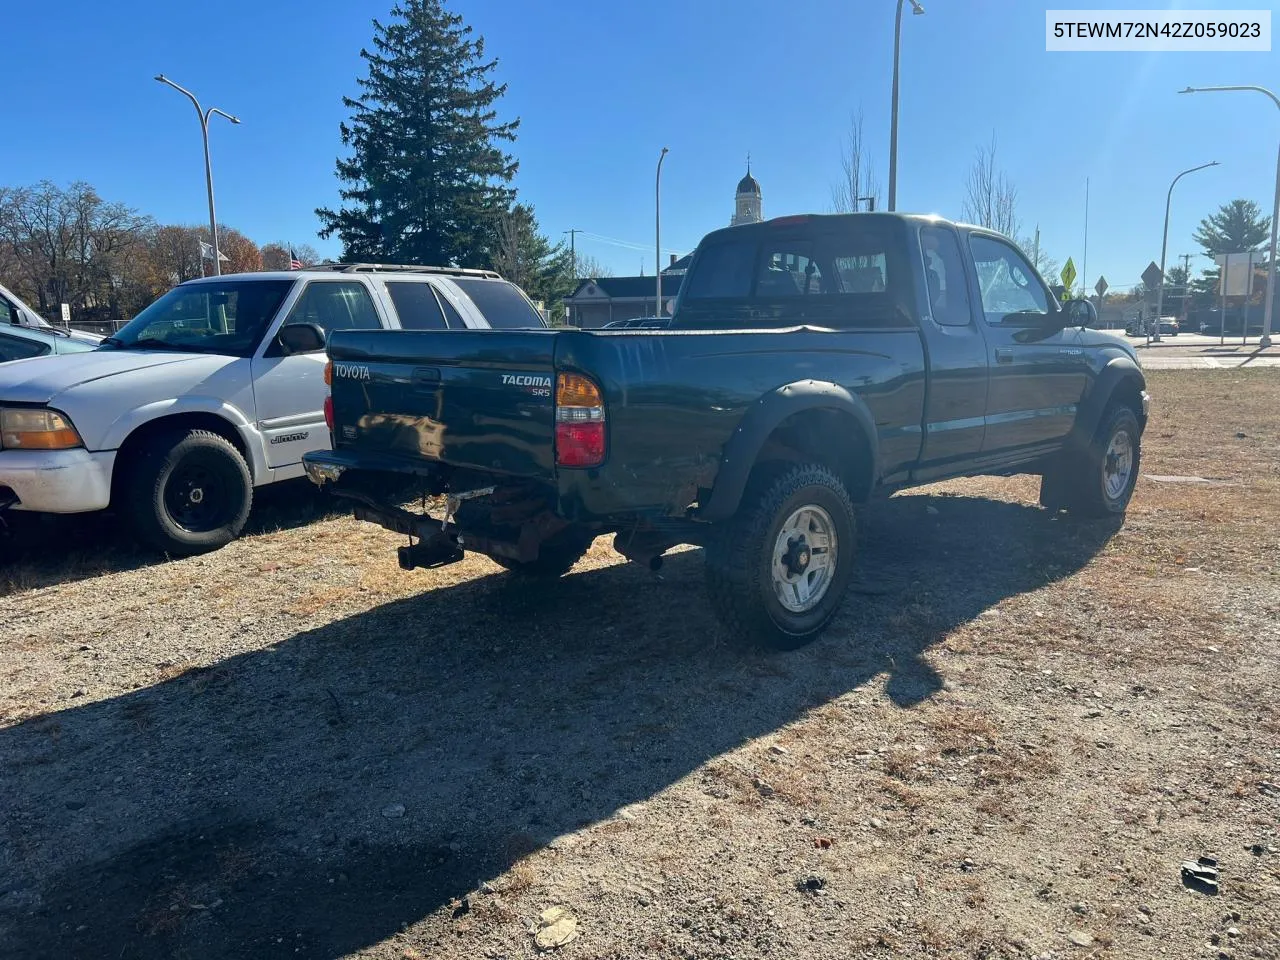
left=0, top=492, right=1120, bottom=959
left=0, top=479, right=345, bottom=597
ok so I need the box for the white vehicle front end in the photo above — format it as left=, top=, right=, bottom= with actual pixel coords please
left=0, top=407, right=116, bottom=513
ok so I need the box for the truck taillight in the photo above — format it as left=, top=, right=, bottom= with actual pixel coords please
left=555, top=372, right=605, bottom=468
left=323, top=361, right=333, bottom=386
left=324, top=395, right=334, bottom=431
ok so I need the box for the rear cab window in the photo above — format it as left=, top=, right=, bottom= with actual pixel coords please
left=674, top=216, right=912, bottom=329
left=450, top=278, right=547, bottom=330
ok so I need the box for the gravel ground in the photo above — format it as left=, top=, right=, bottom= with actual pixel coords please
left=1, top=369, right=1277, bottom=960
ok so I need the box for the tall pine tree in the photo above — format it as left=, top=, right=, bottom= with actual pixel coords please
left=317, top=0, right=518, bottom=265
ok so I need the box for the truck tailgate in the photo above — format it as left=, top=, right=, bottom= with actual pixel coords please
left=327, top=329, right=557, bottom=478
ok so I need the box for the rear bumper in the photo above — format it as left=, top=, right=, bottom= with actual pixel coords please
left=0, top=448, right=116, bottom=513
left=303, top=447, right=442, bottom=486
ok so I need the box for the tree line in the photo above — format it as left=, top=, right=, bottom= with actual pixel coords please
left=0, top=180, right=320, bottom=325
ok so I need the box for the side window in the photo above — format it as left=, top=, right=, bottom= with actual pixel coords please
left=919, top=227, right=973, bottom=327
left=436, top=290, right=466, bottom=328
left=757, top=241, right=828, bottom=297
left=286, top=281, right=381, bottom=337
left=0, top=334, right=50, bottom=363
left=0, top=297, right=16, bottom=325
left=683, top=241, right=755, bottom=299
left=968, top=236, right=1050, bottom=324
left=386, top=281, right=447, bottom=330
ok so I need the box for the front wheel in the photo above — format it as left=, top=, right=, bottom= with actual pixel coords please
left=123, top=429, right=253, bottom=556
left=705, top=464, right=857, bottom=651
left=1041, top=404, right=1141, bottom=518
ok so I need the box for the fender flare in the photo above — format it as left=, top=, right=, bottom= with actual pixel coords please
left=698, top=380, right=879, bottom=522
left=102, top=397, right=265, bottom=481
left=1067, top=357, right=1146, bottom=451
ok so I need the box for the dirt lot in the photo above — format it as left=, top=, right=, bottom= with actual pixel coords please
left=1, top=369, right=1277, bottom=960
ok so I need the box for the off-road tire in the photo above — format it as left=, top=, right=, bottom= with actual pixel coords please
left=489, top=526, right=595, bottom=578
left=123, top=429, right=253, bottom=556
left=1040, top=404, right=1141, bottom=518
left=705, top=463, right=857, bottom=651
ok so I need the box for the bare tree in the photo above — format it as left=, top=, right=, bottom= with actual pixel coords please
left=261, top=242, right=322, bottom=270
left=1017, top=227, right=1059, bottom=281
left=962, top=133, right=1019, bottom=238
left=492, top=207, right=527, bottom=286
left=831, top=110, right=880, bottom=213
left=572, top=253, right=613, bottom=279
left=0, top=180, right=151, bottom=319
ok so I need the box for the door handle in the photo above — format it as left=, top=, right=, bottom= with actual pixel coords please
left=994, top=347, right=1014, bottom=364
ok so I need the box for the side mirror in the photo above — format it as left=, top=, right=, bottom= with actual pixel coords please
left=277, top=322, right=326, bottom=355
left=1063, top=298, right=1097, bottom=328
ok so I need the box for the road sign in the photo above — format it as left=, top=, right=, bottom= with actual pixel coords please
left=1141, top=261, right=1163, bottom=289
left=1060, top=258, right=1077, bottom=292
left=60, top=303, right=70, bottom=326
left=1094, top=276, right=1109, bottom=297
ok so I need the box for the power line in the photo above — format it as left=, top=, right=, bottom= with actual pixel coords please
left=578, top=230, right=685, bottom=257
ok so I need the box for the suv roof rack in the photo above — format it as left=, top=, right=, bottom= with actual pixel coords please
left=307, top=262, right=502, bottom=279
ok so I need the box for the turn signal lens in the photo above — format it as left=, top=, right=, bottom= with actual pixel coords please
left=555, top=372, right=605, bottom=468
left=323, top=361, right=333, bottom=386
left=556, top=372, right=601, bottom=408
left=0, top=408, right=83, bottom=450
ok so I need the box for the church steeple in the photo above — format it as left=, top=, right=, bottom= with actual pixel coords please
left=731, top=156, right=763, bottom=226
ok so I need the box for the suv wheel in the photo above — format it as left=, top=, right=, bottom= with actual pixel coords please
left=124, top=429, right=253, bottom=556
left=706, top=464, right=856, bottom=650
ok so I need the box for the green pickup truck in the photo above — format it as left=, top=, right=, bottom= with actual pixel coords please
left=304, top=213, right=1149, bottom=649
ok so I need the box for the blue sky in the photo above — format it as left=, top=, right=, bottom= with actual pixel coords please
left=4, top=0, right=1276, bottom=291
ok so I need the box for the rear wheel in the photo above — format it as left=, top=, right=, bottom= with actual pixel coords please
left=705, top=463, right=856, bottom=650
left=124, top=429, right=253, bottom=556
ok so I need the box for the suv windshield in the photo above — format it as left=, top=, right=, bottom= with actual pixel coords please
left=102, top=279, right=295, bottom=357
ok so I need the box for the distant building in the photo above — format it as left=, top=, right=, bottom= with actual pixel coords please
left=730, top=163, right=763, bottom=226
left=563, top=166, right=762, bottom=327
left=565, top=259, right=685, bottom=328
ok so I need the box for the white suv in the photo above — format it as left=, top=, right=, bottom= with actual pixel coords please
left=0, top=264, right=545, bottom=554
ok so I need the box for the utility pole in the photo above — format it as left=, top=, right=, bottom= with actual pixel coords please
left=1082, top=178, right=1089, bottom=298
left=563, top=229, right=581, bottom=280
left=655, top=146, right=669, bottom=319
left=1180, top=253, right=1193, bottom=322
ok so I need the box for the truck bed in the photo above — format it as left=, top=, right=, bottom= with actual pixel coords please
left=326, top=326, right=928, bottom=521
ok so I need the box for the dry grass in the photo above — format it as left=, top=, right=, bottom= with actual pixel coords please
left=2, top=371, right=1279, bottom=960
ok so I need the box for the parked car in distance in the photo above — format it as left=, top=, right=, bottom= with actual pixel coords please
left=1, top=283, right=53, bottom=331
left=1126, top=315, right=1179, bottom=337
left=307, top=213, right=1149, bottom=650
left=0, top=264, right=546, bottom=554
left=0, top=324, right=100, bottom=364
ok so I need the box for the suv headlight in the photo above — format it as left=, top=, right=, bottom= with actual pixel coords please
left=0, top=408, right=84, bottom=450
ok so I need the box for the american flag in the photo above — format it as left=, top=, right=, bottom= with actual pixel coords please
left=288, top=247, right=303, bottom=270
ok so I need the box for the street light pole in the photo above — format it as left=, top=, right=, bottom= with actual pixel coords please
left=887, top=0, right=925, bottom=212
left=1180, top=85, right=1280, bottom=348
left=656, top=147, right=668, bottom=318
left=155, top=75, right=240, bottom=277
left=1155, top=160, right=1220, bottom=343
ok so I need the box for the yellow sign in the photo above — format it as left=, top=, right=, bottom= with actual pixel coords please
left=1060, top=257, right=1077, bottom=293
